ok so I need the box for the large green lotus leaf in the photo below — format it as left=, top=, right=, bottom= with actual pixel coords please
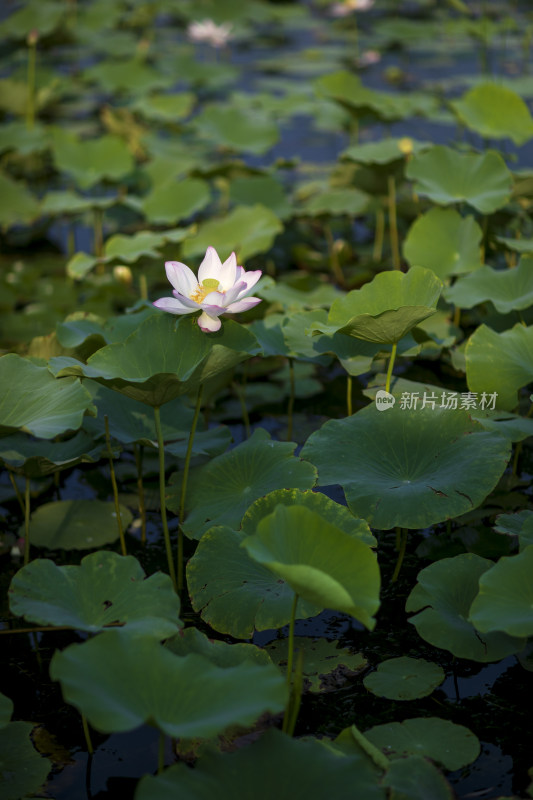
left=315, top=71, right=429, bottom=122
left=342, top=138, right=430, bottom=165
left=382, top=755, right=454, bottom=800
left=406, top=554, right=525, bottom=661
left=299, top=187, right=370, bottom=217
left=471, top=409, right=533, bottom=443
left=9, top=551, right=180, bottom=635
left=365, top=718, right=480, bottom=771
left=0, top=693, right=13, bottom=728
left=0, top=122, right=51, bottom=157
left=196, top=105, right=279, bottom=155
left=182, top=204, right=283, bottom=262
left=131, top=92, right=195, bottom=123
left=465, top=324, right=533, bottom=410
left=495, top=236, right=533, bottom=254
left=0, top=354, right=93, bottom=439
left=403, top=208, right=483, bottom=278
left=469, top=546, right=533, bottom=637
left=257, top=276, right=343, bottom=310
left=165, top=627, right=271, bottom=667
left=40, top=190, right=111, bottom=217
left=66, top=252, right=102, bottom=279
left=23, top=499, right=132, bottom=550
left=2, top=0, right=65, bottom=37
left=241, top=504, right=380, bottom=629
left=321, top=267, right=442, bottom=344
left=104, top=227, right=192, bottom=263
left=0, top=721, right=52, bottom=800
left=444, top=257, right=533, bottom=314
left=451, top=83, right=533, bottom=145
left=406, top=146, right=512, bottom=214
left=83, top=59, right=172, bottom=93
left=266, top=636, right=367, bottom=693
left=50, top=632, right=286, bottom=738
left=141, top=178, right=211, bottom=225
left=363, top=657, right=444, bottom=701
left=0, top=431, right=101, bottom=478
left=187, top=525, right=321, bottom=638
left=136, top=728, right=383, bottom=800
left=228, top=175, right=292, bottom=220
left=50, top=314, right=260, bottom=407
left=0, top=171, right=39, bottom=227
left=167, top=429, right=317, bottom=540
left=250, top=313, right=331, bottom=364
left=494, top=510, right=533, bottom=541
left=51, top=130, right=135, bottom=189
left=241, top=488, right=376, bottom=546
left=300, top=404, right=510, bottom=530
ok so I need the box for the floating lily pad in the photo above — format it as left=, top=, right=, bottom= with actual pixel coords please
left=51, top=130, right=135, bottom=189
left=241, top=504, right=380, bottom=629
left=9, top=551, right=180, bottom=634
left=50, top=314, right=261, bottom=407
left=229, top=175, right=292, bottom=220
left=40, top=190, right=111, bottom=217
left=451, top=83, right=533, bottom=145
left=165, top=627, right=270, bottom=667
left=382, top=755, right=454, bottom=800
left=406, top=146, right=512, bottom=214
left=241, top=488, right=376, bottom=546
left=2, top=0, right=66, bottom=37
left=0, top=693, right=13, bottom=728
left=196, top=105, right=279, bottom=155
left=167, top=429, right=317, bottom=540
left=23, top=499, right=132, bottom=550
left=0, top=355, right=93, bottom=439
left=494, top=510, right=533, bottom=539
left=257, top=277, right=343, bottom=310
left=0, top=431, right=101, bottom=478
left=300, top=404, right=510, bottom=530
left=187, top=525, right=322, bottom=638
left=317, top=267, right=442, bottom=344
left=403, top=208, right=483, bottom=278
left=299, top=187, right=370, bottom=217
left=343, top=138, right=430, bottom=165
left=406, top=554, right=525, bottom=661
left=469, top=546, right=533, bottom=638
left=0, top=122, right=51, bottom=157
left=0, top=721, right=52, bottom=800
left=83, top=59, right=172, bottom=94
left=50, top=631, right=286, bottom=738
left=465, top=324, right=533, bottom=410
left=365, top=718, right=480, bottom=771
left=363, top=657, right=444, bottom=700
left=266, top=637, right=367, bottom=692
left=445, top=256, right=533, bottom=314
left=182, top=204, right=283, bottom=262
left=131, top=92, right=195, bottom=122
left=136, top=728, right=383, bottom=800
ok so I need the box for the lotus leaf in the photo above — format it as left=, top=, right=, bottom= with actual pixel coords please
left=196, top=104, right=279, bottom=155
left=381, top=755, right=455, bottom=800
left=363, top=657, right=444, bottom=700
left=0, top=172, right=40, bottom=227
left=165, top=627, right=271, bottom=667
left=444, top=256, right=533, bottom=314
left=142, top=178, right=211, bottom=225
left=0, top=721, right=52, bottom=800
left=0, top=431, right=101, bottom=478
left=451, top=83, right=533, bottom=145
left=465, top=324, right=533, bottom=410
left=51, top=130, right=135, bottom=189
left=300, top=404, right=510, bottom=530
left=182, top=204, right=283, bottom=262
left=0, top=355, right=93, bottom=439
left=406, top=146, right=512, bottom=214
left=9, top=550, right=180, bottom=634
left=406, top=554, right=525, bottom=661
left=469, top=546, right=533, bottom=638
left=229, top=175, right=292, bottom=219
left=167, top=429, right=317, bottom=539
left=266, top=636, right=367, bottom=692
left=21, top=499, right=132, bottom=550
left=0, top=693, right=13, bottom=729
left=241, top=504, right=380, bottom=629
left=403, top=208, right=483, bottom=278
left=50, top=631, right=286, bottom=738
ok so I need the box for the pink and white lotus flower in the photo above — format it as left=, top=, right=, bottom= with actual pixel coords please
left=153, top=247, right=262, bottom=333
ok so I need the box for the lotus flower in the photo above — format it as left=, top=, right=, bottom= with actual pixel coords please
left=187, top=19, right=233, bottom=48
left=153, top=247, right=262, bottom=333
left=330, top=0, right=374, bottom=16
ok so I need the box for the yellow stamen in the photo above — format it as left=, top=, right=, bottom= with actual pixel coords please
left=189, top=278, right=221, bottom=304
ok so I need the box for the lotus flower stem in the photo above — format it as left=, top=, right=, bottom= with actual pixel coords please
left=23, top=477, right=31, bottom=566
left=350, top=723, right=390, bottom=771
left=104, top=415, right=127, bottom=557
left=282, top=592, right=299, bottom=733
left=512, top=403, right=533, bottom=477
left=26, top=31, right=37, bottom=129
left=233, top=380, right=251, bottom=439
left=385, top=342, right=397, bottom=394
left=8, top=471, right=25, bottom=516
left=388, top=175, right=401, bottom=270
left=391, top=528, right=408, bottom=583
left=81, top=713, right=94, bottom=756
left=153, top=406, right=177, bottom=592
left=134, top=444, right=147, bottom=545
left=177, top=383, right=204, bottom=594
left=93, top=208, right=104, bottom=260
left=283, top=649, right=304, bottom=737
left=453, top=306, right=461, bottom=327
left=287, top=357, right=295, bottom=441
left=324, top=223, right=346, bottom=287
left=347, top=375, right=353, bottom=416
left=373, top=208, right=385, bottom=262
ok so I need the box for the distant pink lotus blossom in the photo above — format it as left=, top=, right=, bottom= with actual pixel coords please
left=187, top=19, right=233, bottom=48
left=330, top=0, right=375, bottom=17
left=153, top=247, right=262, bottom=333
left=358, top=49, right=381, bottom=67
